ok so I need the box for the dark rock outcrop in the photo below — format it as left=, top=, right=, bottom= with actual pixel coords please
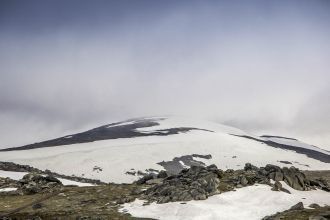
left=263, top=165, right=330, bottom=191
left=0, top=161, right=39, bottom=173
left=288, top=202, right=304, bottom=211
left=0, top=161, right=104, bottom=185
left=0, top=177, right=19, bottom=189
left=19, top=173, right=63, bottom=195
left=141, top=165, right=221, bottom=203
left=136, top=163, right=329, bottom=204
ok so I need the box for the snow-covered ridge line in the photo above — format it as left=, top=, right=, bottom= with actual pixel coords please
left=0, top=117, right=219, bottom=152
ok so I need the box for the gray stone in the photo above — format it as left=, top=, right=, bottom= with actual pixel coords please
left=32, top=203, right=43, bottom=209
left=274, top=172, right=284, bottom=182
left=309, top=203, right=321, bottom=209
left=239, top=176, right=249, bottom=186
left=19, top=173, right=62, bottom=195
left=157, top=170, right=168, bottom=178
left=146, top=178, right=163, bottom=185
left=289, top=202, right=304, bottom=211
left=271, top=181, right=282, bottom=191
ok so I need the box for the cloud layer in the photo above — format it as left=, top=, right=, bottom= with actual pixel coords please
left=0, top=0, right=329, bottom=149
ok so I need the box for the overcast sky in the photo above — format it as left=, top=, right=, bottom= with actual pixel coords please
left=0, top=0, right=329, bottom=149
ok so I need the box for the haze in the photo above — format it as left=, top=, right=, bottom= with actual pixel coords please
left=0, top=0, right=329, bottom=149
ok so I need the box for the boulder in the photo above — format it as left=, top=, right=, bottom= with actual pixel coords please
left=265, top=164, right=281, bottom=173
left=289, top=202, right=304, bottom=211
left=271, top=181, right=282, bottom=191
left=239, top=176, right=248, bottom=186
left=281, top=167, right=307, bottom=190
left=19, top=173, right=62, bottom=195
left=309, top=203, right=321, bottom=209
left=135, top=173, right=157, bottom=185
left=32, top=203, right=43, bottom=210
left=274, top=172, right=284, bottom=182
left=244, top=163, right=259, bottom=171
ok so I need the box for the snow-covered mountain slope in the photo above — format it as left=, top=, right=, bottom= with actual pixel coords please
left=0, top=117, right=329, bottom=183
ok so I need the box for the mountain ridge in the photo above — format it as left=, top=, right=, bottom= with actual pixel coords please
left=0, top=116, right=328, bottom=183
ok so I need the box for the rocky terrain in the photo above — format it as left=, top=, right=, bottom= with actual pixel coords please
left=0, top=161, right=105, bottom=185
left=0, top=183, right=146, bottom=220
left=262, top=202, right=330, bottom=220
left=135, top=163, right=329, bottom=204
left=1, top=163, right=329, bottom=219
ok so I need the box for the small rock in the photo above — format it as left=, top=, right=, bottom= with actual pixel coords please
left=135, top=173, right=156, bottom=185
left=309, top=203, right=321, bottom=209
left=116, top=196, right=135, bottom=204
left=289, top=202, right=304, bottom=211
left=157, top=170, right=168, bottom=178
left=32, top=203, right=43, bottom=209
left=244, top=163, right=258, bottom=171
left=130, top=187, right=142, bottom=195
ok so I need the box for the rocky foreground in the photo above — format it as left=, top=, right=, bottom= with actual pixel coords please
left=135, top=163, right=329, bottom=204
left=0, top=163, right=329, bottom=220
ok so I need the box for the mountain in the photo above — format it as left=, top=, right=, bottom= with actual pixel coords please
left=0, top=116, right=329, bottom=183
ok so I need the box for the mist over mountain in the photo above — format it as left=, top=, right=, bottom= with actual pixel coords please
left=0, top=0, right=330, bottom=149
left=1, top=1, right=330, bottom=219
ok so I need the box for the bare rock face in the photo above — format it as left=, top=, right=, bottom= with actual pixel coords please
left=141, top=165, right=222, bottom=203
left=139, top=164, right=271, bottom=204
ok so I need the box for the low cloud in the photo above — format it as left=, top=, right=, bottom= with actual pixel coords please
left=0, top=1, right=329, bottom=149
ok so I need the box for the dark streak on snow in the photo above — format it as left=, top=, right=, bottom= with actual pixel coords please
left=260, top=135, right=298, bottom=141
left=231, top=134, right=330, bottom=163
left=0, top=118, right=213, bottom=151
left=277, top=160, right=293, bottom=165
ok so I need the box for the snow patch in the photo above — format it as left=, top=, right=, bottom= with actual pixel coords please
left=121, top=184, right=330, bottom=220
left=0, top=187, right=17, bottom=192
left=107, top=121, right=136, bottom=128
